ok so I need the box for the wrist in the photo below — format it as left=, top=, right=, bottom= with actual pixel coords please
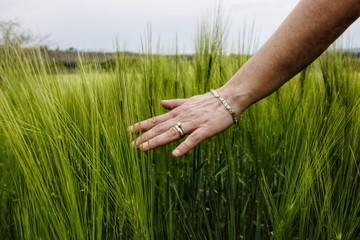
left=216, top=79, right=255, bottom=118
left=210, top=89, right=239, bottom=124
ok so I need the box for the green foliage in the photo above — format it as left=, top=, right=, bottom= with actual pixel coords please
left=0, top=29, right=360, bottom=240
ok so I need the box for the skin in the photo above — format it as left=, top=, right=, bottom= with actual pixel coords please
left=130, top=0, right=360, bottom=158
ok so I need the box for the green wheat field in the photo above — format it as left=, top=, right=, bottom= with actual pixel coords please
left=1, top=20, right=360, bottom=239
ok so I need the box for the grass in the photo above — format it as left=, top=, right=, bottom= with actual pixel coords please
left=0, top=20, right=360, bottom=239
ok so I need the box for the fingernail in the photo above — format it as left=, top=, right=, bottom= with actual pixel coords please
left=172, top=149, right=181, bottom=157
left=141, top=142, right=149, bottom=151
left=128, top=126, right=134, bottom=132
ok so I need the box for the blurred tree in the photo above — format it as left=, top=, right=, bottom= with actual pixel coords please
left=0, top=20, right=49, bottom=48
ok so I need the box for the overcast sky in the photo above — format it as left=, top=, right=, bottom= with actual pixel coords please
left=1, top=0, right=359, bottom=53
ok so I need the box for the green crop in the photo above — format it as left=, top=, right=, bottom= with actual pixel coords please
left=0, top=18, right=359, bottom=239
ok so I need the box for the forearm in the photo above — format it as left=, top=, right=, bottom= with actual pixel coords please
left=220, top=0, right=360, bottom=115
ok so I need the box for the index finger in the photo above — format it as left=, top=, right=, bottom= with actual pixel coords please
left=129, top=111, right=176, bottom=133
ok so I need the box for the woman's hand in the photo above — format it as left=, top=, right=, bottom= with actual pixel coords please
left=129, top=91, right=236, bottom=158
left=130, top=0, right=360, bottom=158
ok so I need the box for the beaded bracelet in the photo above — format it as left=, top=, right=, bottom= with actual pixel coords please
left=210, top=89, right=238, bottom=124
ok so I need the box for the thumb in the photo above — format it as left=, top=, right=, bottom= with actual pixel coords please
left=161, top=99, right=186, bottom=110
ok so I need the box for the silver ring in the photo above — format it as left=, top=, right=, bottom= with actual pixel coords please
left=174, top=122, right=185, bottom=137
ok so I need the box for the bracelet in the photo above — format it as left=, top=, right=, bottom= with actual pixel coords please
left=210, top=89, right=238, bottom=124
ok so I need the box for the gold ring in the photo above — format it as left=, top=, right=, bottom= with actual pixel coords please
left=174, top=122, right=185, bottom=137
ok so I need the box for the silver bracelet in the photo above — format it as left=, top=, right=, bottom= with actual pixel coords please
left=210, top=89, right=238, bottom=124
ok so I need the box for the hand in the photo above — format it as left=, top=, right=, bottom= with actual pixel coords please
left=129, top=91, right=236, bottom=158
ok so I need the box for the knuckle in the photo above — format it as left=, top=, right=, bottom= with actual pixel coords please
left=180, top=141, right=192, bottom=151
left=167, top=127, right=180, bottom=138
left=152, top=122, right=166, bottom=134
left=148, top=138, right=159, bottom=149
left=200, top=129, right=212, bottom=139
left=168, top=110, right=178, bottom=118
left=178, top=132, right=203, bottom=153
left=149, top=117, right=159, bottom=125
left=187, top=132, right=202, bottom=145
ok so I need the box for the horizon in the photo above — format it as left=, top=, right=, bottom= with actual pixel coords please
left=1, top=0, right=359, bottom=54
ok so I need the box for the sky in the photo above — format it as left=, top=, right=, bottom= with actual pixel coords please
left=1, top=0, right=359, bottom=53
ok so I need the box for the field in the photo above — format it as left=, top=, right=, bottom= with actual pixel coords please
left=1, top=29, right=360, bottom=239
